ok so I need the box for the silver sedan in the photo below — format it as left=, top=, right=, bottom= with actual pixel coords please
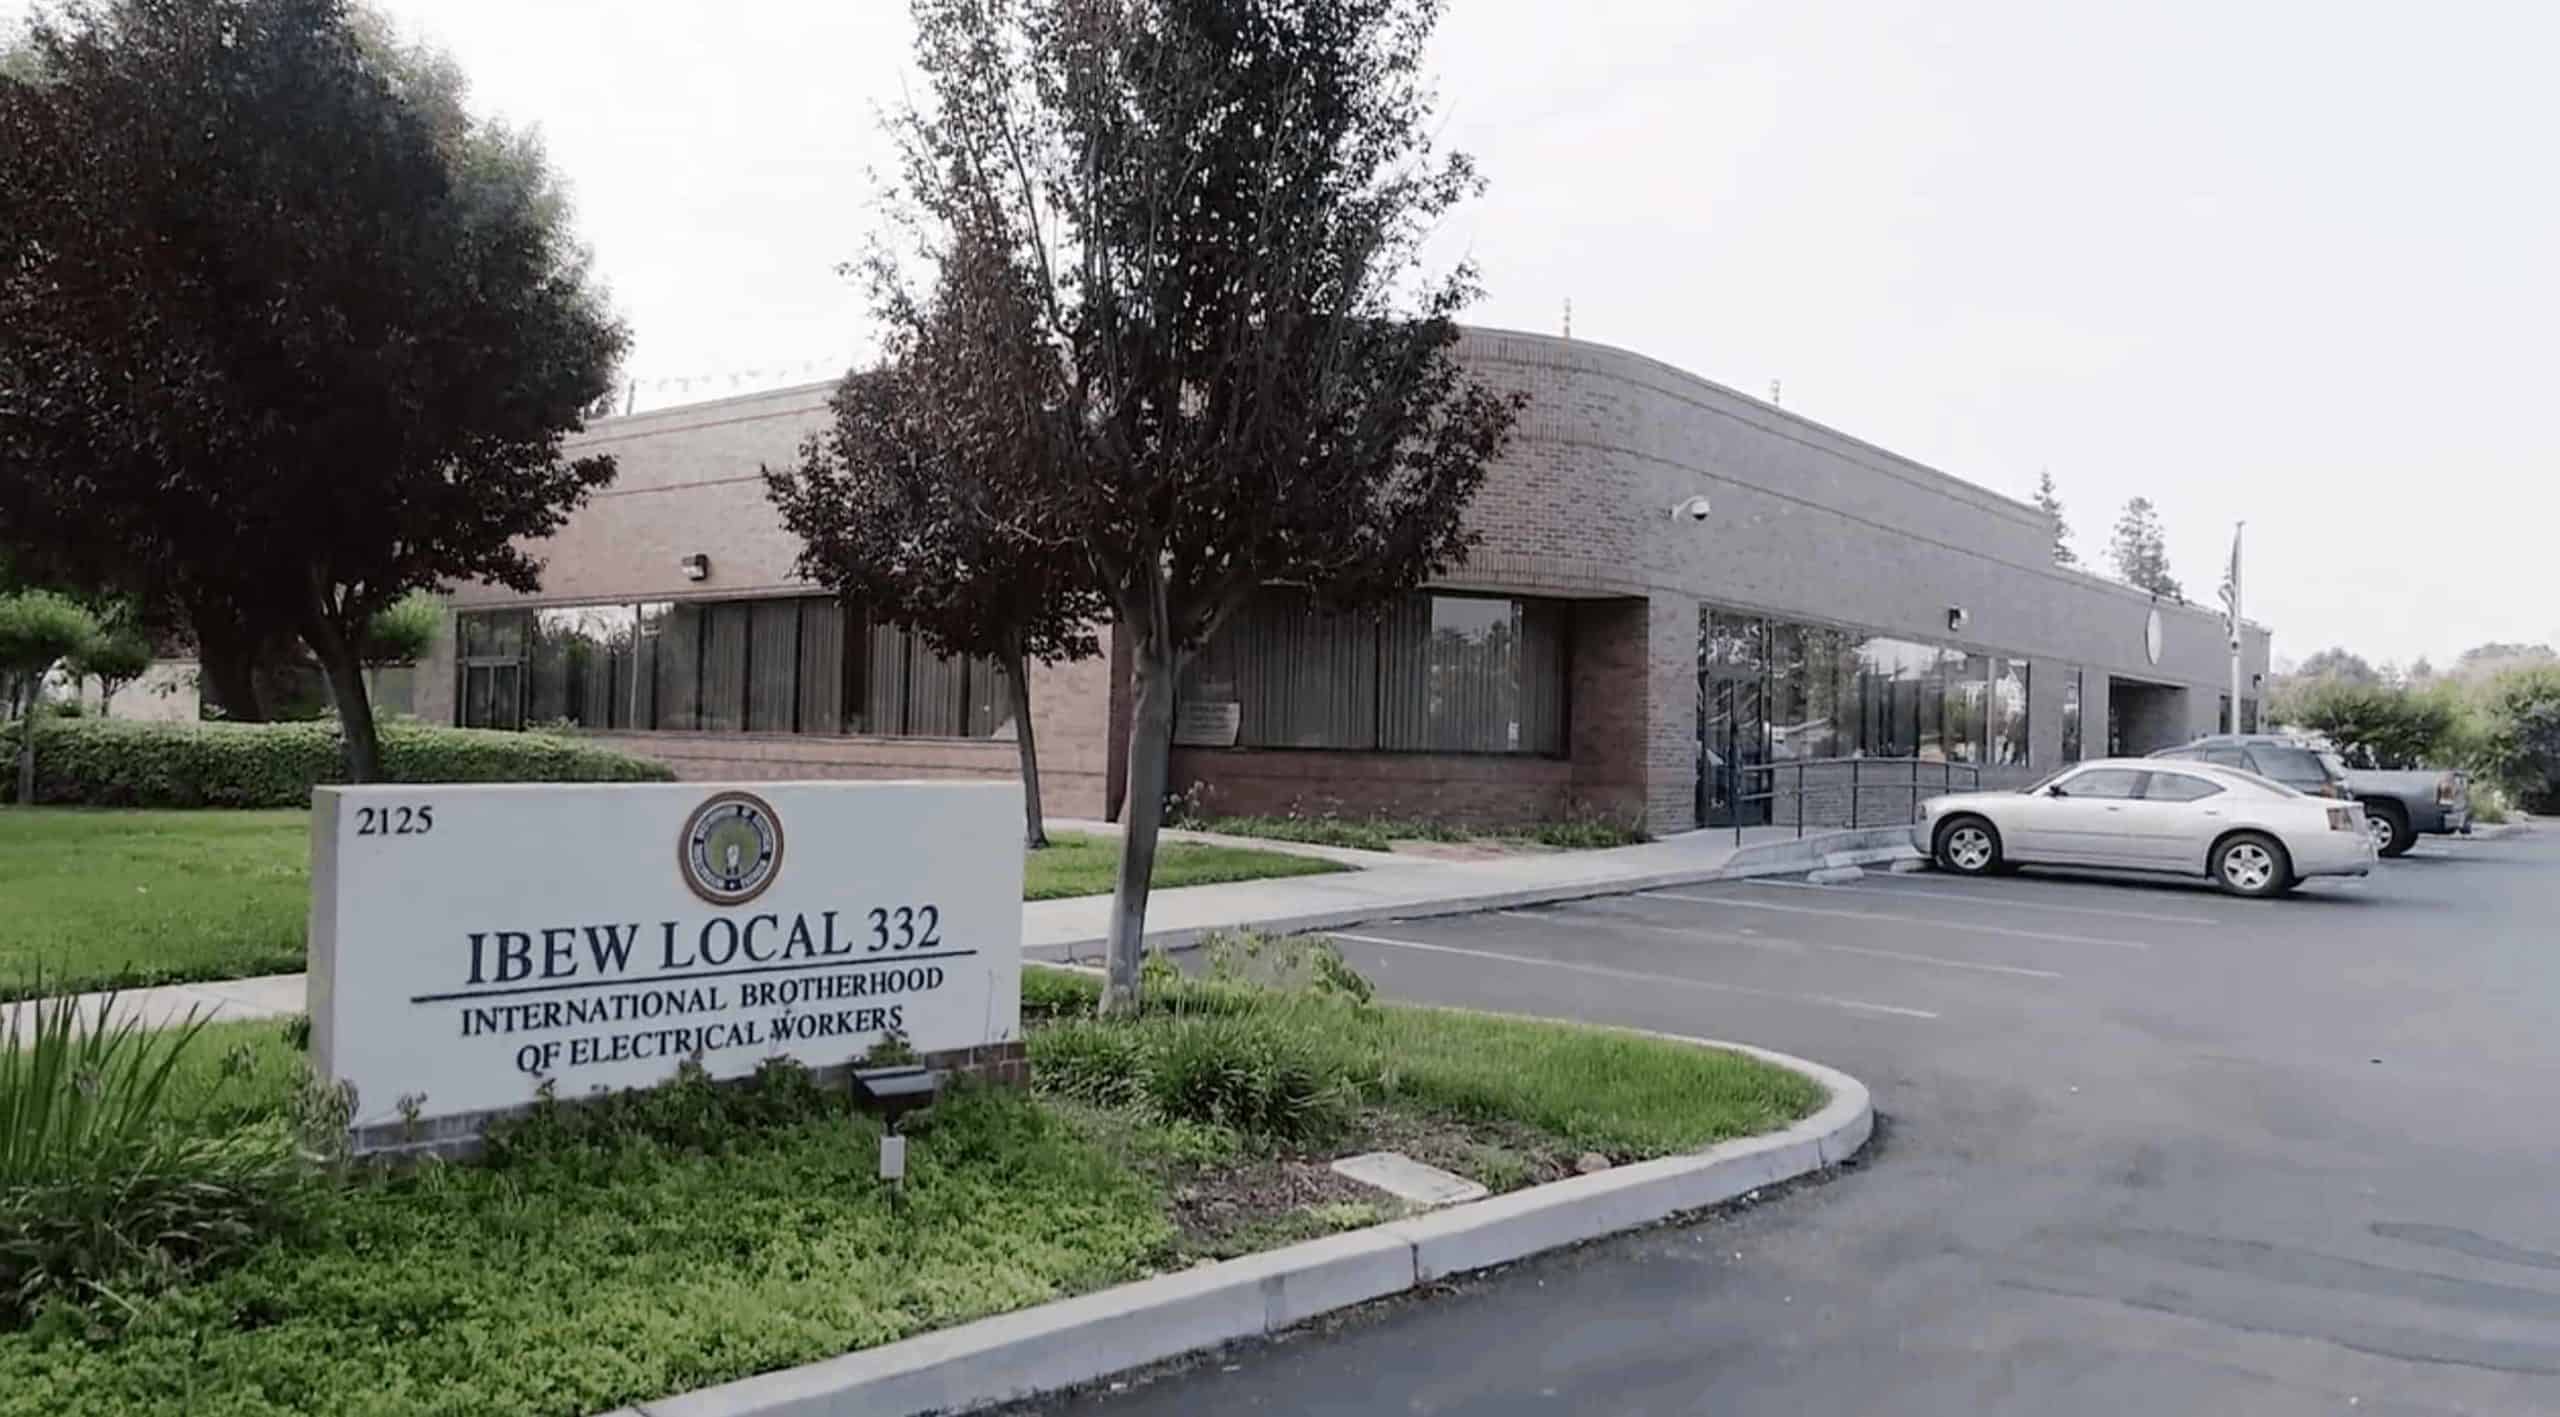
left=1913, top=758, right=2377, bottom=897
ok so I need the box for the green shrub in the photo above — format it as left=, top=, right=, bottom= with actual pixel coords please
left=361, top=591, right=443, bottom=665
left=2470, top=783, right=2511, bottom=825
left=483, top=1058, right=845, bottom=1171
left=1177, top=814, right=1436, bottom=851
left=0, top=717, right=672, bottom=806
left=1031, top=1021, right=1151, bottom=1109
left=1138, top=1015, right=1351, bottom=1142
left=1021, top=966, right=1102, bottom=1022
left=0, top=992, right=298, bottom=1326
left=1522, top=816, right=1650, bottom=849
left=1032, top=1012, right=1351, bottom=1143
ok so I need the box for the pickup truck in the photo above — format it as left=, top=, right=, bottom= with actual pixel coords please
left=2337, top=765, right=2470, bottom=858
left=2152, top=734, right=2467, bottom=857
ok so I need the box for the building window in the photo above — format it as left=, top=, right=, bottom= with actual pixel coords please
left=455, top=597, right=1011, bottom=740
left=1179, top=589, right=1569, bottom=756
left=2061, top=667, right=2084, bottom=763
left=1992, top=657, right=2030, bottom=766
left=1714, top=612, right=2035, bottom=769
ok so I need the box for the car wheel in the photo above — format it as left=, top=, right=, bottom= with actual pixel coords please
left=1933, top=817, right=2003, bottom=877
left=2212, top=832, right=2292, bottom=898
left=2362, top=802, right=2413, bottom=858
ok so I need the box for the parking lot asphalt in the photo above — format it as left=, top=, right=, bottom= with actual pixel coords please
left=1043, top=828, right=2560, bottom=1416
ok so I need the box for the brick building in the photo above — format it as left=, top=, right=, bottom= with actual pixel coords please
left=419, top=328, right=2272, bottom=835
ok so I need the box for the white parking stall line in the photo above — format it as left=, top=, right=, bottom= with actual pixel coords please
left=1520, top=904, right=2062, bottom=980
left=1501, top=908, right=1809, bottom=955
left=1641, top=891, right=2154, bottom=951
left=1747, top=876, right=2220, bottom=926
left=1327, top=932, right=1940, bottom=1021
left=1495, top=908, right=1803, bottom=953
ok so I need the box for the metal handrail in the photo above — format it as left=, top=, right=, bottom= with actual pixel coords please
left=1726, top=756, right=1985, bottom=845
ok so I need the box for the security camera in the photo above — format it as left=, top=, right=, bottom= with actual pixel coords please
left=1670, top=494, right=1713, bottom=523
left=1947, top=606, right=1969, bottom=633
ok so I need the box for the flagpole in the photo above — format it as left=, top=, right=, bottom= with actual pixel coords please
left=2227, top=522, right=2245, bottom=731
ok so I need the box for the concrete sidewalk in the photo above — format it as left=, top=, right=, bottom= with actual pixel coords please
left=18, top=820, right=1904, bottom=1032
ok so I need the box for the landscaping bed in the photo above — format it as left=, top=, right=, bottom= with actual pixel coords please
left=0, top=953, right=1822, bottom=1416
left=0, top=812, right=1347, bottom=998
left=1174, top=810, right=1649, bottom=853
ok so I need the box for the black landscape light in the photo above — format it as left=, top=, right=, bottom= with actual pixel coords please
left=853, top=1062, right=942, bottom=1190
left=852, top=1062, right=941, bottom=1130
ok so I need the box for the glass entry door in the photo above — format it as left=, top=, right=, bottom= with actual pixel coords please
left=1699, top=672, right=1769, bottom=828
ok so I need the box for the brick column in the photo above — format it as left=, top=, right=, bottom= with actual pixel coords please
left=1567, top=599, right=1650, bottom=825
left=1645, top=593, right=1701, bottom=832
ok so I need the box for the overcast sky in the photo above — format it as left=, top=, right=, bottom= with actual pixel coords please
left=12, top=1, right=2553, bottom=669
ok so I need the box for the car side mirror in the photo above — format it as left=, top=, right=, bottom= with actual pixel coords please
left=2047, top=785, right=2069, bottom=798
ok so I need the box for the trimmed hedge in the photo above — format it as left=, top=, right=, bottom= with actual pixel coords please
left=0, top=717, right=672, bottom=807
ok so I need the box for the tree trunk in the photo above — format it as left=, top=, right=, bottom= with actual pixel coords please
left=192, top=608, right=270, bottom=723
left=299, top=586, right=383, bottom=784
left=13, top=677, right=38, bottom=806
left=1006, top=643, right=1048, bottom=849
left=1101, top=637, right=1176, bottom=1016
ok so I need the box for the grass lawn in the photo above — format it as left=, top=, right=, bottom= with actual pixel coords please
left=0, top=966, right=1822, bottom=1416
left=1024, top=831, right=1344, bottom=900
left=0, top=810, right=1345, bottom=998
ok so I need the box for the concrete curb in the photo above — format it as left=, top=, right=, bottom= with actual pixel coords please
left=2463, top=821, right=2532, bottom=842
left=623, top=1038, right=1872, bottom=1417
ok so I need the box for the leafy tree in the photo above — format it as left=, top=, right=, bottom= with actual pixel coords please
left=2033, top=471, right=2077, bottom=567
left=0, top=590, right=100, bottom=802
left=2480, top=666, right=2560, bottom=813
left=362, top=592, right=445, bottom=667
left=767, top=353, right=1104, bottom=848
left=2452, top=641, right=2557, bottom=686
left=2274, top=678, right=2462, bottom=769
left=2106, top=497, right=2181, bottom=599
left=65, top=629, right=153, bottom=718
left=888, top=0, right=1524, bottom=1011
left=0, top=0, right=625, bottom=780
left=2295, top=646, right=2381, bottom=685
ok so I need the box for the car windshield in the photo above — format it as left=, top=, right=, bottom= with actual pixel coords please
left=2020, top=767, right=2077, bottom=794
left=2251, top=745, right=2331, bottom=783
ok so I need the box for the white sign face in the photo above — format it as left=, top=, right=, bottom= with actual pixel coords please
left=2143, top=607, right=2165, bottom=666
left=308, top=780, right=1024, bottom=1135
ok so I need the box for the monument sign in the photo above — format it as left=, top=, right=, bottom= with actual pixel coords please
left=308, top=780, right=1024, bottom=1145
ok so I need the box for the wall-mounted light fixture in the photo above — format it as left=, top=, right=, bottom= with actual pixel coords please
left=679, top=554, right=711, bottom=582
left=1947, top=606, right=1970, bottom=634
left=1668, top=494, right=1713, bottom=524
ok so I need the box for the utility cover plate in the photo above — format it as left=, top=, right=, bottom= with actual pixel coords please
left=1329, top=1151, right=1489, bottom=1207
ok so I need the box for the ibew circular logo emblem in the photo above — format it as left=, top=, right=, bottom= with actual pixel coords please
left=678, top=791, right=784, bottom=906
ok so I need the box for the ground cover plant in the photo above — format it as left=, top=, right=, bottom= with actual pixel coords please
left=0, top=946, right=1819, bottom=1415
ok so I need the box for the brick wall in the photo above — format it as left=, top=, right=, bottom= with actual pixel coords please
left=1565, top=599, right=1648, bottom=823
left=419, top=332, right=2277, bottom=840
left=1168, top=747, right=1574, bottom=828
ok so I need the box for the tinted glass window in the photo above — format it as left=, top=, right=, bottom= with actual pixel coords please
left=2059, top=768, right=2146, bottom=800
left=2204, top=746, right=2251, bottom=769
left=2145, top=772, right=2224, bottom=803
left=2247, top=746, right=2327, bottom=783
